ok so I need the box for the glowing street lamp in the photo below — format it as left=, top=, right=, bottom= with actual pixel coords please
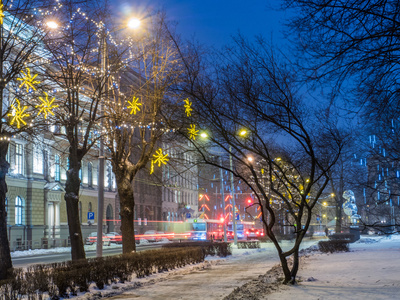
left=46, top=21, right=58, bottom=29
left=127, top=18, right=141, bottom=29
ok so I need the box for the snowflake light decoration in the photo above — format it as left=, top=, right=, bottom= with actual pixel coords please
left=183, top=98, right=192, bottom=117
left=150, top=148, right=169, bottom=174
left=127, top=96, right=142, bottom=115
left=36, top=92, right=59, bottom=119
left=0, top=0, right=4, bottom=25
left=8, top=98, right=30, bottom=128
left=188, top=124, right=199, bottom=140
left=17, top=68, right=40, bottom=93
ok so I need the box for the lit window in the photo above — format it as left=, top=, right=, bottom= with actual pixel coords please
left=88, top=162, right=93, bottom=187
left=55, top=155, right=60, bottom=181
left=15, top=196, right=24, bottom=225
left=107, top=162, right=112, bottom=191
left=33, top=145, right=43, bottom=174
left=15, top=144, right=23, bottom=175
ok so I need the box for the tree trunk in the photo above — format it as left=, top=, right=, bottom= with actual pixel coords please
left=117, top=173, right=136, bottom=254
left=0, top=140, right=12, bottom=280
left=64, top=155, right=86, bottom=261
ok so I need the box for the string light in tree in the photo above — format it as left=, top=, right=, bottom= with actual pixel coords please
left=0, top=0, right=4, bottom=25
left=17, top=68, right=40, bottom=93
left=8, top=98, right=30, bottom=128
left=36, top=92, right=59, bottom=119
left=127, top=96, right=142, bottom=115
left=188, top=124, right=199, bottom=140
left=183, top=98, right=192, bottom=117
left=150, top=148, right=169, bottom=174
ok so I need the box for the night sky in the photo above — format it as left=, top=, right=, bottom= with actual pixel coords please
left=115, top=0, right=288, bottom=48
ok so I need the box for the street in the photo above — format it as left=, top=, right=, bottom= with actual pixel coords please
left=11, top=244, right=160, bottom=268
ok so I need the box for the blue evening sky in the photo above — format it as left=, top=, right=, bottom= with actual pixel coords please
left=115, top=0, right=289, bottom=48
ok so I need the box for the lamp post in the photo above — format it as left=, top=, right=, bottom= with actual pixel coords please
left=96, top=29, right=107, bottom=258
left=229, top=146, right=238, bottom=245
left=96, top=18, right=141, bottom=258
left=219, top=156, right=227, bottom=242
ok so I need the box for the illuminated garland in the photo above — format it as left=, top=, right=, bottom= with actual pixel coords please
left=187, top=124, right=198, bottom=140
left=8, top=98, right=30, bottom=128
left=0, top=0, right=4, bottom=25
left=127, top=96, right=142, bottom=115
left=36, top=92, right=59, bottom=119
left=150, top=148, right=169, bottom=174
left=17, top=68, right=40, bottom=93
left=183, top=98, right=192, bottom=117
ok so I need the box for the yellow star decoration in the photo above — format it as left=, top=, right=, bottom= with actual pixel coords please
left=8, top=98, right=30, bottom=128
left=17, top=68, right=40, bottom=93
left=183, top=98, right=192, bottom=117
left=188, top=124, right=199, bottom=140
left=127, top=96, right=142, bottom=115
left=0, top=0, right=5, bottom=25
left=150, top=148, right=169, bottom=174
left=36, top=92, right=59, bottom=119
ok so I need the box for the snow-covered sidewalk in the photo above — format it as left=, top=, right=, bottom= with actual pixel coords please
left=266, top=235, right=400, bottom=300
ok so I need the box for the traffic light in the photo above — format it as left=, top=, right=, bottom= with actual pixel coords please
left=247, top=198, right=252, bottom=205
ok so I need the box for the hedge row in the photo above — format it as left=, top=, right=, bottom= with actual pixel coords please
left=162, top=241, right=232, bottom=257
left=237, top=240, right=260, bottom=249
left=0, top=247, right=205, bottom=300
left=318, top=240, right=350, bottom=253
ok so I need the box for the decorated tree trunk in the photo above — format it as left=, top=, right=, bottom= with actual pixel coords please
left=64, top=156, right=86, bottom=261
left=0, top=140, right=12, bottom=280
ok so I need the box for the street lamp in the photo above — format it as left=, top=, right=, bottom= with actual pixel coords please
left=96, top=17, right=141, bottom=258
left=46, top=21, right=58, bottom=29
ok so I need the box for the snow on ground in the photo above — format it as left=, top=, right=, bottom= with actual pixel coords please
left=10, top=235, right=400, bottom=299
left=265, top=235, right=400, bottom=300
left=73, top=239, right=319, bottom=300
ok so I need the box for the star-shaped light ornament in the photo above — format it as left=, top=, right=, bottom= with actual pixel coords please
left=188, top=124, right=199, bottom=140
left=8, top=98, right=30, bottom=128
left=183, top=98, right=192, bottom=117
left=0, top=0, right=5, bottom=25
left=36, top=92, right=59, bottom=119
left=127, top=96, right=142, bottom=115
left=150, top=148, right=169, bottom=174
left=17, top=68, right=40, bottom=93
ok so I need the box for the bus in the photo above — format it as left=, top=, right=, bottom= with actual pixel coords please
left=227, top=221, right=262, bottom=240
left=185, top=219, right=225, bottom=241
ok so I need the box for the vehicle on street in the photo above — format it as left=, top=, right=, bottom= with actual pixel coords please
left=85, top=232, right=111, bottom=246
left=106, top=232, right=122, bottom=244
left=143, top=230, right=158, bottom=242
left=246, top=228, right=262, bottom=240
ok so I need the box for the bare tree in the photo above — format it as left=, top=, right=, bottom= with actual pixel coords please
left=39, top=0, right=124, bottom=261
left=176, top=36, right=344, bottom=283
left=104, top=12, right=182, bottom=253
left=0, top=0, right=58, bottom=280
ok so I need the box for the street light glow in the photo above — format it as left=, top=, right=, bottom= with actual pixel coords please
left=239, top=129, right=247, bottom=136
left=200, top=132, right=208, bottom=138
left=46, top=21, right=58, bottom=29
left=128, top=18, right=141, bottom=29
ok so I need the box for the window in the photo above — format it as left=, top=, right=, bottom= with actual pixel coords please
left=15, top=196, right=24, bottom=225
left=55, top=155, right=60, bottom=181
left=79, top=202, right=82, bottom=223
left=88, top=162, right=93, bottom=187
left=33, top=145, right=43, bottom=174
left=15, top=144, right=23, bottom=175
left=107, top=162, right=112, bottom=191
